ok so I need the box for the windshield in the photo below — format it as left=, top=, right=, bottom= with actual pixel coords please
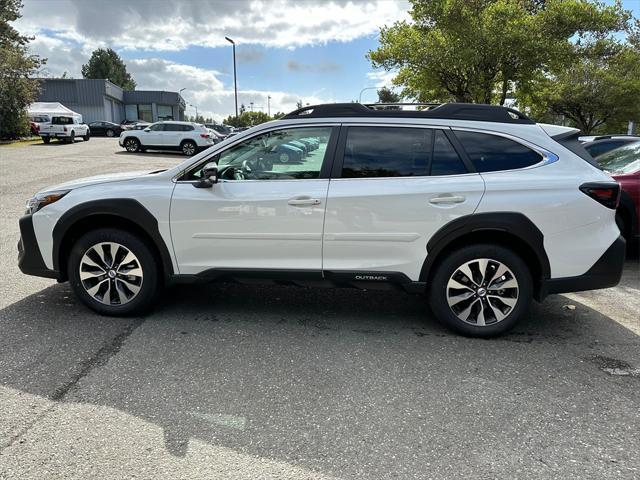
left=596, top=141, right=640, bottom=174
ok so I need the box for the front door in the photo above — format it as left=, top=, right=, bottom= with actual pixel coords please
left=170, top=125, right=338, bottom=275
left=323, top=126, right=486, bottom=280
left=143, top=123, right=164, bottom=146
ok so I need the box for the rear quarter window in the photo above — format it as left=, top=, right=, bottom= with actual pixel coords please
left=454, top=131, right=542, bottom=172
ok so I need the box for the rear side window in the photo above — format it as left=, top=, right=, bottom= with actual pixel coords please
left=342, top=127, right=431, bottom=178
left=341, top=127, right=468, bottom=178
left=454, top=131, right=542, bottom=172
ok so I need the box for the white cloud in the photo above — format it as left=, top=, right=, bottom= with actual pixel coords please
left=366, top=70, right=397, bottom=88
left=16, top=0, right=409, bottom=51
left=17, top=0, right=408, bottom=119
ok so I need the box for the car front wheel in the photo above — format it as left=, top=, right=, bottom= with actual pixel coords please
left=106, top=129, right=115, bottom=137
left=68, top=228, right=159, bottom=316
left=83, top=131, right=90, bottom=141
left=428, top=244, right=532, bottom=337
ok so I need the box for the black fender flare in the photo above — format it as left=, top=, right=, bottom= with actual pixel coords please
left=52, top=198, right=174, bottom=277
left=419, top=212, right=551, bottom=295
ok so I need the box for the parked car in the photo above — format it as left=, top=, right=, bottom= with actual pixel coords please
left=591, top=141, right=640, bottom=247
left=19, top=103, right=625, bottom=337
left=88, top=121, right=124, bottom=137
left=39, top=115, right=90, bottom=143
left=120, top=119, right=141, bottom=130
left=131, top=122, right=151, bottom=130
left=204, top=123, right=233, bottom=137
left=118, top=121, right=214, bottom=156
left=581, top=135, right=640, bottom=158
left=29, top=115, right=50, bottom=135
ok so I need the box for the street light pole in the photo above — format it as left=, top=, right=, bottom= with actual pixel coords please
left=358, top=86, right=380, bottom=103
left=225, top=36, right=238, bottom=120
left=267, top=95, right=271, bottom=117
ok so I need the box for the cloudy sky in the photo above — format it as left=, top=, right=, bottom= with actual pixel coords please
left=14, top=0, right=638, bottom=122
left=15, top=0, right=410, bottom=121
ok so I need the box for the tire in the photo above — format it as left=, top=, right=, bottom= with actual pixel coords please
left=181, top=140, right=197, bottom=156
left=83, top=131, right=90, bottom=141
left=428, top=244, right=532, bottom=337
left=106, top=129, right=115, bottom=137
left=124, top=137, right=140, bottom=152
left=278, top=152, right=290, bottom=163
left=67, top=131, right=75, bottom=143
left=68, top=228, right=160, bottom=316
left=42, top=136, right=50, bottom=144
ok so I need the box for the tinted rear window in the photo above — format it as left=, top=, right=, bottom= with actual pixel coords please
left=454, top=131, right=542, bottom=172
left=52, top=117, right=73, bottom=125
left=342, top=127, right=431, bottom=178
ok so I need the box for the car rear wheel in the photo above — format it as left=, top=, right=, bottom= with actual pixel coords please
left=181, top=140, right=197, bottom=156
left=83, top=131, right=90, bottom=141
left=67, top=131, right=75, bottom=143
left=42, top=137, right=50, bottom=144
left=428, top=244, right=532, bottom=337
left=68, top=228, right=159, bottom=316
left=124, top=138, right=140, bottom=152
left=106, top=129, right=115, bottom=137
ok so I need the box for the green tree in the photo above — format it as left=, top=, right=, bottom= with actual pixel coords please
left=520, top=38, right=640, bottom=134
left=377, top=86, right=401, bottom=103
left=0, top=0, right=46, bottom=139
left=368, top=0, right=630, bottom=105
left=224, top=111, right=272, bottom=128
left=81, top=48, right=136, bottom=90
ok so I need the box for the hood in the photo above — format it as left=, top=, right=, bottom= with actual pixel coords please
left=39, top=169, right=161, bottom=193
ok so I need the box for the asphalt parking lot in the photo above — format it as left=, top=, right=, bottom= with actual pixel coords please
left=0, top=138, right=639, bottom=479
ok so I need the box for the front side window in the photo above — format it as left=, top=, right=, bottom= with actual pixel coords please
left=454, top=130, right=542, bottom=172
left=187, top=126, right=334, bottom=181
left=148, top=124, right=164, bottom=132
left=342, top=127, right=431, bottom=178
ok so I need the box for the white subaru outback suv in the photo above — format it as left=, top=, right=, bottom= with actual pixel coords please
left=19, top=103, right=625, bottom=337
left=118, top=120, right=214, bottom=156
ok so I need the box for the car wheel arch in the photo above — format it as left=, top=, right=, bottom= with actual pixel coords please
left=52, top=199, right=174, bottom=282
left=419, top=212, right=551, bottom=301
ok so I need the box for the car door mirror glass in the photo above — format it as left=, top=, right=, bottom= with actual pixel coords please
left=194, top=162, right=219, bottom=188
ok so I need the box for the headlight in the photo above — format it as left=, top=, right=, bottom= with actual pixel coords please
left=25, top=190, right=69, bottom=215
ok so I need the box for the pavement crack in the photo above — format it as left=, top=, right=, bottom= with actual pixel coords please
left=0, top=319, right=145, bottom=454
left=50, top=318, right=145, bottom=401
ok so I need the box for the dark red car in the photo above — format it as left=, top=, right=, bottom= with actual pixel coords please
left=593, top=141, right=640, bottom=248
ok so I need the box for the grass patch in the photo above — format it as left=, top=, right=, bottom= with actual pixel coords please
left=0, top=137, right=42, bottom=147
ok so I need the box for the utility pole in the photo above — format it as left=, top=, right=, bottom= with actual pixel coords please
left=225, top=36, right=238, bottom=120
left=250, top=101, right=254, bottom=112
left=267, top=95, right=271, bottom=117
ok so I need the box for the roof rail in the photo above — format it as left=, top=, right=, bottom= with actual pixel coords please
left=281, top=102, right=534, bottom=124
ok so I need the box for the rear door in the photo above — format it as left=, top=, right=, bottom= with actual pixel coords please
left=322, top=125, right=485, bottom=281
left=163, top=123, right=187, bottom=147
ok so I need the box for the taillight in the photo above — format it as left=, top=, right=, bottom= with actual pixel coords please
left=63, top=126, right=67, bottom=132
left=200, top=133, right=210, bottom=138
left=580, top=182, right=620, bottom=209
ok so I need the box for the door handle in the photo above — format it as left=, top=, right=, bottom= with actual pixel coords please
left=288, top=197, right=322, bottom=206
left=429, top=195, right=466, bottom=204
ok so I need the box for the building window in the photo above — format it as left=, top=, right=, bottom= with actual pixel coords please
left=125, top=104, right=138, bottom=122
left=158, top=105, right=173, bottom=121
left=138, top=104, right=153, bottom=123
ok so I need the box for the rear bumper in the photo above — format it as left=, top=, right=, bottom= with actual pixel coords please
left=544, top=235, right=625, bottom=295
left=18, top=215, right=60, bottom=280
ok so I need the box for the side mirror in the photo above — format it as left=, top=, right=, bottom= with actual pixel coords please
left=194, top=162, right=218, bottom=188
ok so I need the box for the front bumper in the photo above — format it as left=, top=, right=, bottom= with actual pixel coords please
left=18, top=214, right=60, bottom=280
left=545, top=235, right=626, bottom=295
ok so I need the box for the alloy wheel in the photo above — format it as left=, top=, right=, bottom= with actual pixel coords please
left=183, top=142, right=195, bottom=155
left=125, top=139, right=138, bottom=152
left=79, top=242, right=143, bottom=306
left=446, top=258, right=519, bottom=326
